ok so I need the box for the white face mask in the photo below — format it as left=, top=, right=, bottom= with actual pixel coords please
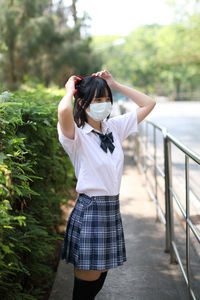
left=86, top=102, right=112, bottom=121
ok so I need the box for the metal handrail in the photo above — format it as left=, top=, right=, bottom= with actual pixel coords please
left=133, top=117, right=200, bottom=300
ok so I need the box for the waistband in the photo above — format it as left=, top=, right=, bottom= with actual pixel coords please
left=79, top=193, right=119, bottom=202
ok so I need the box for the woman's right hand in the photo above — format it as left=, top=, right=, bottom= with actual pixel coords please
left=65, top=75, right=82, bottom=94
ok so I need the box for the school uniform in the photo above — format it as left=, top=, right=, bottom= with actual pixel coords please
left=57, top=109, right=138, bottom=271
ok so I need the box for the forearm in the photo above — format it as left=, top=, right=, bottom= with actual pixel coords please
left=112, top=82, right=155, bottom=107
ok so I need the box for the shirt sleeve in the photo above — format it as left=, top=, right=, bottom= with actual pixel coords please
left=57, top=121, right=81, bottom=156
left=108, top=109, right=138, bottom=143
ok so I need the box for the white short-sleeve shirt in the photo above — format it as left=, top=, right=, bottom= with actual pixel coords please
left=57, top=109, right=138, bottom=197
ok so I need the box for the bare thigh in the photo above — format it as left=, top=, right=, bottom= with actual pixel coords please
left=74, top=267, right=109, bottom=281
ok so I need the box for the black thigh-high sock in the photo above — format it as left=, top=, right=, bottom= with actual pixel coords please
left=72, top=271, right=108, bottom=300
left=92, top=271, right=108, bottom=297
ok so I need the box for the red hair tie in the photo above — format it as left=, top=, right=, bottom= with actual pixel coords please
left=74, top=75, right=83, bottom=96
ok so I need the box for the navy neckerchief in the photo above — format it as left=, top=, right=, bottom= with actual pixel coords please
left=91, top=130, right=115, bottom=154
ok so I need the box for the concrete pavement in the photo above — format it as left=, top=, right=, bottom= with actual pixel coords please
left=49, top=137, right=188, bottom=300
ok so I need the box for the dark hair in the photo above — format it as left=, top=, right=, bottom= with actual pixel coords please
left=73, top=76, right=113, bottom=127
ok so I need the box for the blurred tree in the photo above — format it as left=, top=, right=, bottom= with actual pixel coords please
left=166, top=0, right=200, bottom=21
left=71, top=0, right=78, bottom=24
left=92, top=15, right=200, bottom=99
left=0, top=0, right=101, bottom=90
left=121, top=25, right=162, bottom=93
left=156, top=23, right=200, bottom=98
left=92, top=25, right=163, bottom=94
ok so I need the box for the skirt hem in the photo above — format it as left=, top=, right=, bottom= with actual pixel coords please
left=62, top=258, right=127, bottom=271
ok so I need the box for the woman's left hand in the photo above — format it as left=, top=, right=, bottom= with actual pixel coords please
left=92, top=70, right=117, bottom=89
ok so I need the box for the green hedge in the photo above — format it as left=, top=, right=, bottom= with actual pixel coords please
left=0, top=89, right=76, bottom=299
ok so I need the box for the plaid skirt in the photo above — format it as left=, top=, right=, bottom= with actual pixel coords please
left=61, top=193, right=127, bottom=270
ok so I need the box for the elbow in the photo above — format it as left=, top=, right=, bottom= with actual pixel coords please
left=150, top=99, right=156, bottom=107
left=146, top=99, right=156, bottom=113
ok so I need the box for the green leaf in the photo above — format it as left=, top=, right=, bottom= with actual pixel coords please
left=0, top=152, right=7, bottom=163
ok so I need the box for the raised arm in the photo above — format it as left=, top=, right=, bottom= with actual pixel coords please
left=93, top=70, right=156, bottom=124
left=57, top=76, right=81, bottom=140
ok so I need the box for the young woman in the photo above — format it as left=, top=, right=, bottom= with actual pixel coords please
left=57, top=70, right=156, bottom=300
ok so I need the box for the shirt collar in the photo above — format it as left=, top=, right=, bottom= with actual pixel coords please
left=81, top=120, right=110, bottom=135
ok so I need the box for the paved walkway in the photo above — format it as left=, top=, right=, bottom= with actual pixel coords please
left=49, top=138, right=188, bottom=300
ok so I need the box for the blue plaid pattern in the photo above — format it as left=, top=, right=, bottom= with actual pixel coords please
left=61, top=193, right=127, bottom=270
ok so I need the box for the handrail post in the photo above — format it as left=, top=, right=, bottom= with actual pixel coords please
left=153, top=126, right=159, bottom=222
left=163, top=129, right=170, bottom=253
left=185, top=155, right=192, bottom=299
left=144, top=122, right=148, bottom=183
left=135, top=133, right=139, bottom=168
left=167, top=140, right=176, bottom=263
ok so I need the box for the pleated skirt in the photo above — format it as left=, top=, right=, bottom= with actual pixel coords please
left=61, top=193, right=127, bottom=270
